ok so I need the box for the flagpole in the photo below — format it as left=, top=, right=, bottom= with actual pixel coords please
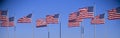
left=93, top=2, right=96, bottom=38
left=14, top=10, right=16, bottom=38
left=14, top=26, right=16, bottom=38
left=105, top=23, right=107, bottom=38
left=32, top=23, right=35, bottom=38
left=81, top=26, right=84, bottom=38
left=14, top=20, right=16, bottom=38
left=7, top=24, right=9, bottom=38
left=81, top=22, right=84, bottom=38
left=60, top=21, right=61, bottom=38
left=48, top=25, right=50, bottom=38
left=31, top=13, right=35, bottom=38
left=94, top=24, right=96, bottom=38
left=7, top=9, right=9, bottom=38
left=7, top=22, right=9, bottom=38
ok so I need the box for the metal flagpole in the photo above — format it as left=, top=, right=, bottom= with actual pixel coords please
left=47, top=15, right=50, bottom=38
left=81, top=22, right=84, bottom=38
left=105, top=23, right=107, bottom=38
left=14, top=10, right=16, bottom=38
left=14, top=26, right=16, bottom=38
left=32, top=23, right=35, bottom=38
left=7, top=20, right=9, bottom=38
left=7, top=21, right=9, bottom=38
left=48, top=25, right=50, bottom=38
left=94, top=25, right=96, bottom=38
left=31, top=13, right=35, bottom=38
left=93, top=2, right=96, bottom=38
left=7, top=9, right=9, bottom=38
left=60, top=21, right=61, bottom=38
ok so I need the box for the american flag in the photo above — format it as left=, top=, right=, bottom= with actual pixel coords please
left=0, top=17, right=14, bottom=27
left=91, top=13, right=105, bottom=24
left=68, top=19, right=80, bottom=27
left=36, top=18, right=47, bottom=28
left=108, top=7, right=120, bottom=20
left=68, top=12, right=80, bottom=27
left=0, top=10, right=8, bottom=21
left=17, top=13, right=32, bottom=23
left=79, top=6, right=94, bottom=19
left=46, top=14, right=59, bottom=24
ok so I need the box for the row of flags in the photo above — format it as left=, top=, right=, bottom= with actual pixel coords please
left=0, top=6, right=120, bottom=28
left=68, top=6, right=94, bottom=27
left=68, top=6, right=120, bottom=27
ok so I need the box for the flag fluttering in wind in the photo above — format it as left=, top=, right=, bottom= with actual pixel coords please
left=68, top=12, right=80, bottom=27
left=76, top=12, right=83, bottom=22
left=78, top=6, right=94, bottom=19
left=36, top=18, right=47, bottom=28
left=68, top=19, right=80, bottom=27
left=46, top=14, right=59, bottom=24
left=0, top=17, right=14, bottom=27
left=91, top=13, right=105, bottom=24
left=17, top=13, right=32, bottom=23
left=108, top=7, right=120, bottom=20
left=0, top=10, right=8, bottom=21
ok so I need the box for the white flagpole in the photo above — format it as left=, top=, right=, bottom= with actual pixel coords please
left=60, top=21, right=61, bottom=38
left=59, top=14, right=61, bottom=38
left=105, top=22, right=107, bottom=38
left=14, top=10, right=16, bottom=38
left=81, top=22, right=84, bottom=38
left=7, top=21, right=9, bottom=38
left=7, top=9, right=9, bottom=38
left=93, top=2, right=96, bottom=38
left=31, top=13, right=35, bottom=38
left=48, top=25, right=50, bottom=38
left=32, top=23, right=35, bottom=38
left=14, top=26, right=16, bottom=38
left=94, top=25, right=96, bottom=38
left=46, top=15, right=50, bottom=38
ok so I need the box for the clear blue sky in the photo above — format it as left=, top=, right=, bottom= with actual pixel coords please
left=0, top=0, right=120, bottom=38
